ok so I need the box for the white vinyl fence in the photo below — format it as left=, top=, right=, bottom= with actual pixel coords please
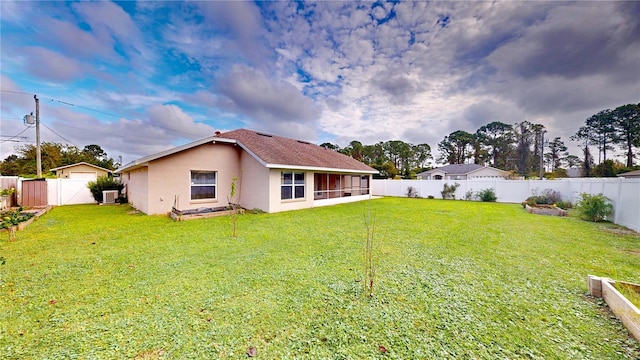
left=46, top=178, right=95, bottom=205
left=372, top=178, right=640, bottom=232
left=0, top=177, right=95, bottom=207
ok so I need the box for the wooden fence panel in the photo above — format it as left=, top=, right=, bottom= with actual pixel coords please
left=21, top=179, right=48, bottom=207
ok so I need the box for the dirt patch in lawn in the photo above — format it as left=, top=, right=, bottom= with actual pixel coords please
left=598, top=225, right=639, bottom=237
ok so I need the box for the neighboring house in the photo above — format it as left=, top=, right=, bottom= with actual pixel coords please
left=417, top=164, right=510, bottom=180
left=50, top=162, right=112, bottom=180
left=115, top=129, right=378, bottom=215
left=617, top=169, right=640, bottom=178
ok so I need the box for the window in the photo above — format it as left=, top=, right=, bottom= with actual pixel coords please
left=281, top=172, right=305, bottom=200
left=191, top=171, right=216, bottom=200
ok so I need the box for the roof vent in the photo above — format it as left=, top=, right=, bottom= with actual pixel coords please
left=257, top=132, right=272, bottom=138
left=215, top=131, right=221, bottom=136
left=297, top=140, right=311, bottom=145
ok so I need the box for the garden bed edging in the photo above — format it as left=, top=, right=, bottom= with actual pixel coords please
left=588, top=274, right=640, bottom=341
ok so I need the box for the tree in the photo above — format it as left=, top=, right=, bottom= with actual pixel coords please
left=83, top=144, right=107, bottom=161
left=593, top=159, right=619, bottom=177
left=476, top=122, right=514, bottom=169
left=531, top=124, right=546, bottom=177
left=546, top=137, right=568, bottom=172
left=437, top=130, right=474, bottom=164
left=513, top=121, right=538, bottom=176
left=319, top=142, right=340, bottom=151
left=565, top=155, right=580, bottom=168
left=349, top=141, right=364, bottom=162
left=383, top=140, right=412, bottom=173
left=412, top=143, right=432, bottom=169
left=611, top=103, right=640, bottom=167
left=571, top=126, right=596, bottom=176
left=362, top=142, right=387, bottom=166
left=0, top=155, right=20, bottom=176
left=586, top=109, right=616, bottom=163
left=581, top=146, right=595, bottom=177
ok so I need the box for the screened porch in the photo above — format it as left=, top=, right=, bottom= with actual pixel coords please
left=313, top=173, right=370, bottom=200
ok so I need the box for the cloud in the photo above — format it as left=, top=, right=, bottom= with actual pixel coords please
left=23, top=47, right=87, bottom=82
left=146, top=104, right=215, bottom=138
left=2, top=1, right=638, bottom=165
left=39, top=103, right=215, bottom=163
left=217, top=65, right=321, bottom=139
left=488, top=3, right=639, bottom=80
left=195, top=1, right=269, bottom=66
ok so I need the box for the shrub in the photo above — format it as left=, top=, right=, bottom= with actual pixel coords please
left=1, top=207, right=35, bottom=229
left=476, top=188, right=497, bottom=202
left=576, top=193, right=613, bottom=222
left=463, top=190, right=475, bottom=201
left=87, top=175, right=124, bottom=203
left=524, top=189, right=564, bottom=206
left=441, top=182, right=460, bottom=200
left=555, top=200, right=572, bottom=210
left=406, top=186, right=419, bottom=198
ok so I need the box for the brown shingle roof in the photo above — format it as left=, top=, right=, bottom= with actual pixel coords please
left=217, top=129, right=377, bottom=173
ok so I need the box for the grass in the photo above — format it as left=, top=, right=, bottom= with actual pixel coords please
left=616, top=283, right=640, bottom=309
left=1, top=197, right=639, bottom=359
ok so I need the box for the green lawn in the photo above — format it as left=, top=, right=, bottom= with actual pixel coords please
left=1, top=198, right=639, bottom=359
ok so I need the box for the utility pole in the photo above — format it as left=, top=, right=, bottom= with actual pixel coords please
left=35, top=95, right=42, bottom=178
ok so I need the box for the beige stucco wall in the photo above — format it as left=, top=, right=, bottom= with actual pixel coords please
left=143, top=143, right=242, bottom=215
left=267, top=169, right=315, bottom=213
left=124, top=167, right=149, bottom=214
left=237, top=150, right=270, bottom=212
left=56, top=164, right=109, bottom=179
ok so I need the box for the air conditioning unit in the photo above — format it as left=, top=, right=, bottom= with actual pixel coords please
left=102, top=190, right=119, bottom=204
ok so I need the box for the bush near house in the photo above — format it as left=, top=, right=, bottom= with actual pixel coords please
left=87, top=175, right=124, bottom=203
left=576, top=193, right=613, bottom=222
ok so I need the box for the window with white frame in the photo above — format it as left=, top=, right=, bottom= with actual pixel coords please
left=281, top=172, right=305, bottom=200
left=191, top=171, right=216, bottom=200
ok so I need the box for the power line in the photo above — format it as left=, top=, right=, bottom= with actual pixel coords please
left=41, top=122, right=78, bottom=147
left=2, top=90, right=207, bottom=138
left=0, top=126, right=33, bottom=143
left=0, top=89, right=34, bottom=96
left=53, top=123, right=155, bottom=142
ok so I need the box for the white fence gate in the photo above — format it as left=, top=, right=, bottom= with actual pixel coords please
left=372, top=178, right=640, bottom=232
left=46, top=178, right=95, bottom=205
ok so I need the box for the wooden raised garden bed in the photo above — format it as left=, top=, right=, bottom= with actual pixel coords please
left=524, top=204, right=567, bottom=217
left=588, top=275, right=640, bottom=341
left=170, top=206, right=244, bottom=221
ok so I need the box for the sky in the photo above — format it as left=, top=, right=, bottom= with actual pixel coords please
left=1, top=0, right=639, bottom=166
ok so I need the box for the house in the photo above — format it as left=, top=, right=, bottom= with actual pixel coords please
left=417, top=164, right=510, bottom=180
left=115, top=129, right=378, bottom=215
left=617, top=169, right=640, bottom=178
left=50, top=162, right=112, bottom=180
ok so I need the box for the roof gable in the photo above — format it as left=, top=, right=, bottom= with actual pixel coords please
left=50, top=162, right=112, bottom=172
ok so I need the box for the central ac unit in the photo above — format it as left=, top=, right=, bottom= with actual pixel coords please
left=103, top=190, right=119, bottom=204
